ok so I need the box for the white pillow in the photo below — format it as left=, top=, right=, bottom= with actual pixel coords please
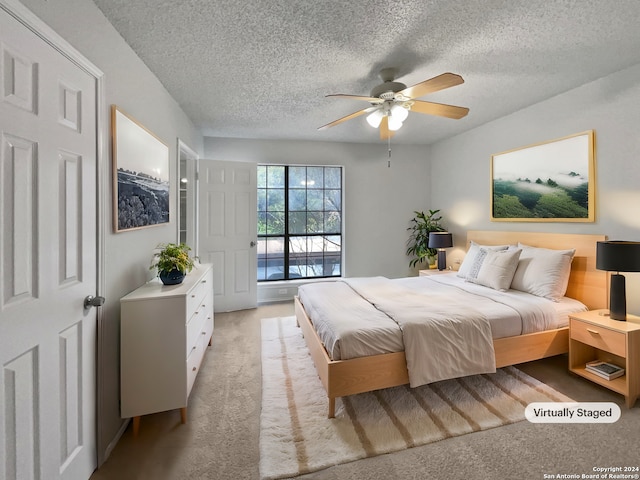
left=469, top=248, right=522, bottom=291
left=510, top=243, right=576, bottom=301
left=457, top=241, right=509, bottom=279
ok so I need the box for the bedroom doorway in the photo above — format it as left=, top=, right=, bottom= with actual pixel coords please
left=177, top=139, right=199, bottom=252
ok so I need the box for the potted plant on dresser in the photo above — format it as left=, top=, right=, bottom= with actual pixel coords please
left=406, top=209, right=445, bottom=269
left=150, top=242, right=195, bottom=285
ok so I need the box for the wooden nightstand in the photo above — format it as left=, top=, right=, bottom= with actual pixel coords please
left=569, top=309, right=640, bottom=408
left=419, top=269, right=454, bottom=276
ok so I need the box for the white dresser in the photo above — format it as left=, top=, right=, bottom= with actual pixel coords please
left=120, top=263, right=214, bottom=434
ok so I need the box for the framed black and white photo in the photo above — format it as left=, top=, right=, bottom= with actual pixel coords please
left=112, top=105, right=170, bottom=232
left=491, top=130, right=595, bottom=222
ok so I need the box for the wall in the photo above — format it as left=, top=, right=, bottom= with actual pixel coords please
left=19, top=0, right=204, bottom=464
left=429, top=63, right=640, bottom=313
left=203, top=138, right=431, bottom=297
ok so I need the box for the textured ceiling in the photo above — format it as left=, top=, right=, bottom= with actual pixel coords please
left=92, top=0, right=640, bottom=145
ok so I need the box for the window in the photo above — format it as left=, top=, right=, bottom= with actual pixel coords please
left=257, top=165, right=342, bottom=281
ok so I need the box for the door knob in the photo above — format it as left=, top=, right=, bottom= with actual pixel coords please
left=84, top=295, right=106, bottom=309
left=250, top=241, right=256, bottom=247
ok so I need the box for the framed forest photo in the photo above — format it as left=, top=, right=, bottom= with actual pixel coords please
left=112, top=106, right=170, bottom=232
left=491, top=130, right=595, bottom=222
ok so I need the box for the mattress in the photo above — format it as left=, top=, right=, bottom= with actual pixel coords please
left=297, top=273, right=587, bottom=361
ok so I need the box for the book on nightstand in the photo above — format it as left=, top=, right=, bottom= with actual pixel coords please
left=585, top=361, right=625, bottom=380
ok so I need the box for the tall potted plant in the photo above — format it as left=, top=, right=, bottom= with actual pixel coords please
left=406, top=209, right=445, bottom=269
left=150, top=242, right=195, bottom=285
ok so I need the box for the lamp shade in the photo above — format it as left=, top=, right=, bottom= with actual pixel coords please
left=366, top=109, right=384, bottom=128
left=390, top=104, right=409, bottom=122
left=596, top=241, right=640, bottom=272
left=428, top=232, right=453, bottom=249
left=387, top=116, right=403, bottom=131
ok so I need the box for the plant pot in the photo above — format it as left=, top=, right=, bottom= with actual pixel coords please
left=159, top=268, right=186, bottom=285
left=427, top=256, right=437, bottom=269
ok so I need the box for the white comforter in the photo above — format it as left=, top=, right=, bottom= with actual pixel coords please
left=343, top=277, right=496, bottom=387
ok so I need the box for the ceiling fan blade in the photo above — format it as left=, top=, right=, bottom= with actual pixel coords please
left=379, top=116, right=395, bottom=140
left=410, top=100, right=469, bottom=119
left=399, top=72, right=464, bottom=100
left=318, top=107, right=374, bottom=130
left=326, top=94, right=384, bottom=104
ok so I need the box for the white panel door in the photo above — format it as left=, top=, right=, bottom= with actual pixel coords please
left=0, top=5, right=98, bottom=480
left=198, top=160, right=257, bottom=312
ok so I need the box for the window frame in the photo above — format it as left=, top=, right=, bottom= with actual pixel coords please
left=257, top=164, right=344, bottom=282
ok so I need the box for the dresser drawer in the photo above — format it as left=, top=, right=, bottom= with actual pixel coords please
left=570, top=318, right=626, bottom=357
left=186, top=275, right=211, bottom=318
left=186, top=296, right=210, bottom=353
left=186, top=333, right=205, bottom=395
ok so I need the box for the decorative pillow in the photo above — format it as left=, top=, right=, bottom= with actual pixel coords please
left=468, top=248, right=522, bottom=291
left=457, top=241, right=509, bottom=279
left=510, top=243, right=576, bottom=301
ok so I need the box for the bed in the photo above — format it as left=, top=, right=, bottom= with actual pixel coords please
left=294, top=231, right=607, bottom=417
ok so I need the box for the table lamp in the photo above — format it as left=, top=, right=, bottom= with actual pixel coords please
left=429, top=232, right=453, bottom=271
left=596, top=240, right=640, bottom=321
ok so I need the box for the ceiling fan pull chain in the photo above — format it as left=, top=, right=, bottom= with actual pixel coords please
left=388, top=136, right=391, bottom=167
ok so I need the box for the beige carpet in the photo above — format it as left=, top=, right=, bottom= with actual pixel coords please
left=259, top=316, right=574, bottom=480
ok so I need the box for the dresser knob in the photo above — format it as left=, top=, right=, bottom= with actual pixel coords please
left=192, top=367, right=197, bottom=372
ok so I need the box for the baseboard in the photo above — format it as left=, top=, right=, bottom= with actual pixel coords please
left=97, top=419, right=129, bottom=467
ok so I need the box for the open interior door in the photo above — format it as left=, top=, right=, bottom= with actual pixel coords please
left=198, top=160, right=257, bottom=312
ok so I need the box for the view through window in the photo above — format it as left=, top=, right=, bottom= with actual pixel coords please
left=257, top=165, right=342, bottom=281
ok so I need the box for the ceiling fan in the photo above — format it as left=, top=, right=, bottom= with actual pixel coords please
left=319, top=68, right=469, bottom=140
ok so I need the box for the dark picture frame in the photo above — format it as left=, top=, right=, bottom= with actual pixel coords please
left=112, top=105, right=170, bottom=232
left=491, top=130, right=595, bottom=222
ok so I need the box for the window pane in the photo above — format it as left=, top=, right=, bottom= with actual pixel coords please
left=257, top=189, right=266, bottom=211
left=257, top=239, right=267, bottom=280
left=258, top=212, right=267, bottom=235
left=264, top=237, right=285, bottom=280
left=307, top=211, right=323, bottom=233
left=266, top=236, right=285, bottom=254
left=288, top=212, right=306, bottom=234
left=324, top=211, right=341, bottom=233
left=307, top=167, right=324, bottom=188
left=289, top=166, right=306, bottom=188
left=325, top=167, right=341, bottom=188
left=266, top=211, right=285, bottom=234
left=324, top=189, right=341, bottom=211
left=307, top=190, right=323, bottom=211
left=257, top=165, right=267, bottom=188
left=266, top=258, right=286, bottom=280
left=326, top=235, right=341, bottom=251
left=289, top=189, right=306, bottom=211
left=266, top=189, right=284, bottom=211
left=267, top=165, right=285, bottom=188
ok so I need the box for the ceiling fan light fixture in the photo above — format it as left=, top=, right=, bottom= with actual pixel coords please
left=390, top=103, right=409, bottom=122
left=366, top=109, right=384, bottom=128
left=388, top=116, right=403, bottom=131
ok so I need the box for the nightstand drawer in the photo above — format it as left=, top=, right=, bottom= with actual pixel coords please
left=570, top=318, right=626, bottom=357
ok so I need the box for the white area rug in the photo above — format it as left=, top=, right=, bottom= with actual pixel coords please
left=259, top=316, right=572, bottom=480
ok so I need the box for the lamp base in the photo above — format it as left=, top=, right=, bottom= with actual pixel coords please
left=437, top=250, right=447, bottom=271
left=609, top=274, right=626, bottom=321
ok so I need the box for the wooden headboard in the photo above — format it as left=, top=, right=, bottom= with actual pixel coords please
left=467, top=231, right=607, bottom=310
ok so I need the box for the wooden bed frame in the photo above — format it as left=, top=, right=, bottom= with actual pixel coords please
left=294, top=230, right=607, bottom=417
